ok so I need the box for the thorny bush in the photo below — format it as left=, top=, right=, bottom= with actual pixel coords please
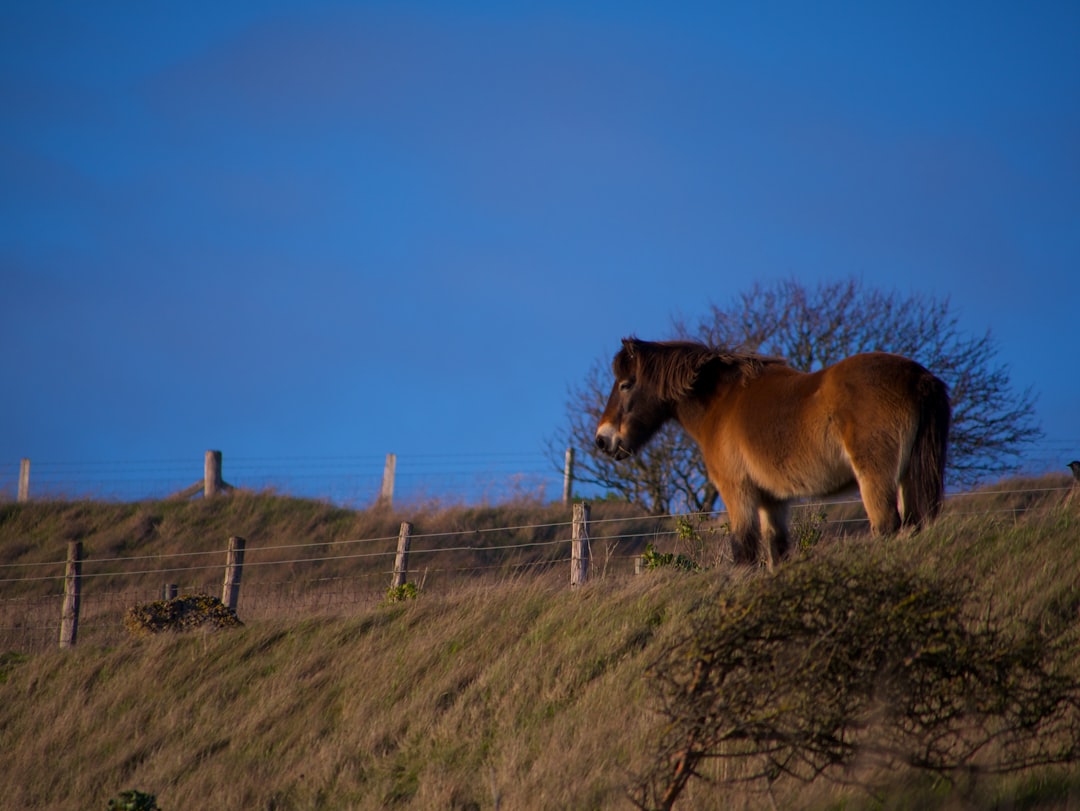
left=634, top=558, right=1080, bottom=811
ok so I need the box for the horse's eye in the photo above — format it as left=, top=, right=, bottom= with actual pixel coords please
left=619, top=378, right=635, bottom=392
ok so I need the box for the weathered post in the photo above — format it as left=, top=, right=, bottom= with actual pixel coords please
left=204, top=450, right=224, bottom=498
left=17, top=458, right=30, bottom=503
left=379, top=453, right=396, bottom=508
left=162, top=584, right=178, bottom=600
left=59, top=541, right=82, bottom=648
left=222, top=535, right=246, bottom=612
left=562, top=447, right=575, bottom=505
left=571, top=502, right=591, bottom=587
left=392, top=521, right=412, bottom=589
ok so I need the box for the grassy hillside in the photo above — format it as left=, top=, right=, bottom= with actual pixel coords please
left=0, top=494, right=659, bottom=651
left=0, top=493, right=658, bottom=595
left=0, top=477, right=1078, bottom=810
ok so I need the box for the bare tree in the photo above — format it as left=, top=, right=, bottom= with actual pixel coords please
left=550, top=278, right=1041, bottom=513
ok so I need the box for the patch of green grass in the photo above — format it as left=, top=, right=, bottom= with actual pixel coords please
left=0, top=651, right=28, bottom=683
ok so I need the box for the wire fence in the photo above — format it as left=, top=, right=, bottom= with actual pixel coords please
left=3, top=441, right=1076, bottom=506
left=1, top=482, right=1075, bottom=654
left=0, top=451, right=568, bottom=506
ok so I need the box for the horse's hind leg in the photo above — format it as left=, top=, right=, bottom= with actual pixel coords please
left=855, top=469, right=902, bottom=536
left=897, top=482, right=923, bottom=530
left=845, top=449, right=902, bottom=536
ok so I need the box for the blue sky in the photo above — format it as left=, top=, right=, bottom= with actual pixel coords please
left=2, top=2, right=1078, bottom=503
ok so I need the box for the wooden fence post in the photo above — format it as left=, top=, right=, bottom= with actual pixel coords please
left=205, top=450, right=224, bottom=498
left=392, top=521, right=412, bottom=588
left=571, top=502, right=590, bottom=587
left=17, top=458, right=30, bottom=503
left=173, top=450, right=233, bottom=500
left=379, top=453, right=397, bottom=508
left=59, top=541, right=82, bottom=648
left=163, top=584, right=178, bottom=600
left=222, top=535, right=246, bottom=612
left=562, top=447, right=575, bottom=505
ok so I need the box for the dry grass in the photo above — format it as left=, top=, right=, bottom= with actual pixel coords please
left=0, top=573, right=700, bottom=810
left=0, top=478, right=1078, bottom=810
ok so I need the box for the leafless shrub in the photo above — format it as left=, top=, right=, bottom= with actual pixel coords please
left=634, top=557, right=1080, bottom=811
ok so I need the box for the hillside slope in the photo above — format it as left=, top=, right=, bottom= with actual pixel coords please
left=0, top=479, right=1078, bottom=810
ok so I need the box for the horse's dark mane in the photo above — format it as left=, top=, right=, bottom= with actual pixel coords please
left=618, top=337, right=788, bottom=401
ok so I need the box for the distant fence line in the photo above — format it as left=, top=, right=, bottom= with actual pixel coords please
left=8, top=449, right=576, bottom=507
left=1, top=485, right=1074, bottom=652
left=8, top=444, right=1079, bottom=507
left=8, top=444, right=1080, bottom=509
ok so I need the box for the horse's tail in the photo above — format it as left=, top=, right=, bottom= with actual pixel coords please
left=902, top=372, right=951, bottom=527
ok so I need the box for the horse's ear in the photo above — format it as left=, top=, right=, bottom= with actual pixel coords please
left=621, top=337, right=639, bottom=360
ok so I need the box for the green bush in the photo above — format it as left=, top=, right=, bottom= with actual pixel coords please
left=107, top=789, right=160, bottom=810
left=382, top=582, right=419, bottom=605
left=640, top=543, right=701, bottom=573
left=791, top=506, right=828, bottom=552
left=0, top=652, right=28, bottom=684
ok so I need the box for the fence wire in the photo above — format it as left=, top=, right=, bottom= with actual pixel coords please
left=0, top=451, right=565, bottom=505
left=0, top=486, right=1073, bottom=580
left=0, top=484, right=1074, bottom=652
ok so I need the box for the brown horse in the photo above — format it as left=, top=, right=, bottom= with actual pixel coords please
left=595, top=338, right=950, bottom=568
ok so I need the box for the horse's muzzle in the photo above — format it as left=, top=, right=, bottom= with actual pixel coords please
left=594, top=426, right=629, bottom=459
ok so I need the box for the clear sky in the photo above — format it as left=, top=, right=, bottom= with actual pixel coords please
left=2, top=2, right=1078, bottom=504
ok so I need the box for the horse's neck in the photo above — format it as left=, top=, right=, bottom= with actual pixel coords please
left=672, top=393, right=719, bottom=451
left=672, top=366, right=772, bottom=446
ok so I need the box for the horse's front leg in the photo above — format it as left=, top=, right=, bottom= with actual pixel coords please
left=729, top=527, right=760, bottom=566
left=758, top=499, right=790, bottom=571
left=720, top=486, right=763, bottom=566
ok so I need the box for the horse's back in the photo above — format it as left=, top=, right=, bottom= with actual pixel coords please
left=713, top=363, right=854, bottom=498
left=825, top=351, right=935, bottom=391
left=819, top=353, right=949, bottom=525
left=818, top=352, right=941, bottom=445
left=716, top=352, right=943, bottom=502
